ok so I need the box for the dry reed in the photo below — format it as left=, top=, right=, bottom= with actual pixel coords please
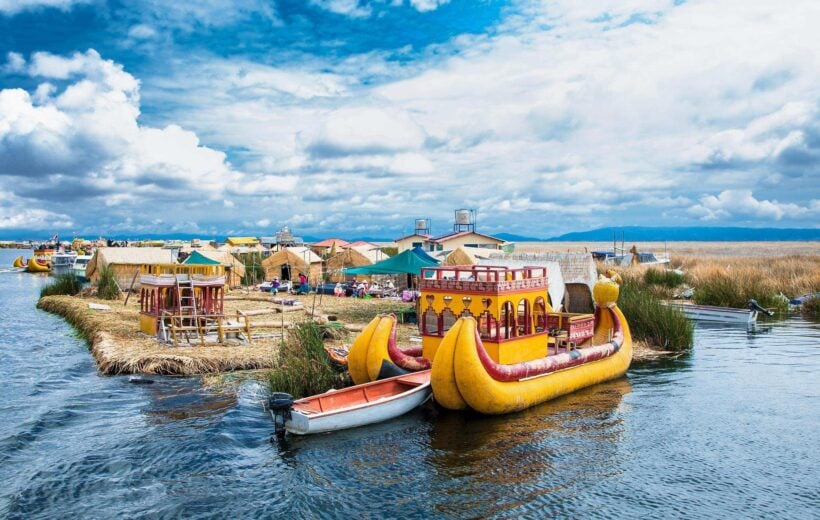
left=38, top=296, right=280, bottom=375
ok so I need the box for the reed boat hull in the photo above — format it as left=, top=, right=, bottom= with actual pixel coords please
left=26, top=257, right=51, bottom=273
left=432, top=306, right=633, bottom=415
left=347, top=314, right=430, bottom=385
left=284, top=370, right=432, bottom=435
left=12, top=256, right=25, bottom=268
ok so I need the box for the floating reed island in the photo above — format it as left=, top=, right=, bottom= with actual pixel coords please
left=32, top=236, right=817, bottom=381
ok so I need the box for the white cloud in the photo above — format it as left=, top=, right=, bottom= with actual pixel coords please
left=307, top=107, right=427, bottom=157
left=0, top=50, right=304, bottom=231
left=409, top=0, right=449, bottom=12
left=127, top=24, right=157, bottom=40
left=687, top=190, right=815, bottom=221
left=310, top=0, right=371, bottom=18
left=0, top=0, right=89, bottom=15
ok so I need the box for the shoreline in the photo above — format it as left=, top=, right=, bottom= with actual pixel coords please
left=37, top=295, right=280, bottom=375
left=37, top=294, right=672, bottom=378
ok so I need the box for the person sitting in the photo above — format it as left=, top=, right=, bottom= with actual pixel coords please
left=333, top=282, right=344, bottom=297
left=271, top=277, right=281, bottom=295
left=296, top=273, right=309, bottom=295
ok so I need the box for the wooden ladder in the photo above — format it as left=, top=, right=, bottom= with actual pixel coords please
left=169, top=276, right=202, bottom=347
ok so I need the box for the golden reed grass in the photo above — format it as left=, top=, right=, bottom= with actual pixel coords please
left=38, top=296, right=279, bottom=375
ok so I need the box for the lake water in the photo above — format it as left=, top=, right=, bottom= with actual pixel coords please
left=0, top=249, right=818, bottom=518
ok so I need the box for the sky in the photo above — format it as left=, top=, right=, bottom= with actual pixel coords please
left=0, top=0, right=818, bottom=239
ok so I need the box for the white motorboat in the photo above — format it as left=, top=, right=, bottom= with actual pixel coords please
left=50, top=251, right=78, bottom=276
left=662, top=300, right=773, bottom=324
left=269, top=370, right=431, bottom=435
left=72, top=255, right=92, bottom=282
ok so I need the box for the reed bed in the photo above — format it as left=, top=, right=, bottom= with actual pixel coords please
left=40, top=273, right=83, bottom=297
left=267, top=321, right=348, bottom=398
left=96, top=264, right=120, bottom=300
left=617, top=283, right=693, bottom=351
left=37, top=296, right=280, bottom=375
left=676, top=254, right=819, bottom=309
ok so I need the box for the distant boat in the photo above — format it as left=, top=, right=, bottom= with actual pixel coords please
left=50, top=252, right=91, bottom=281
left=50, top=251, right=78, bottom=276
left=72, top=255, right=92, bottom=282
left=269, top=370, right=432, bottom=435
left=661, top=300, right=773, bottom=324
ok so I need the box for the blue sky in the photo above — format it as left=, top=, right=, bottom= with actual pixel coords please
left=0, top=0, right=818, bottom=239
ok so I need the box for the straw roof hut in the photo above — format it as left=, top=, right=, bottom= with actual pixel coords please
left=311, top=238, right=350, bottom=257
left=486, top=252, right=597, bottom=313
left=261, top=246, right=323, bottom=282
left=86, top=247, right=175, bottom=290
left=184, top=250, right=246, bottom=288
left=325, top=248, right=373, bottom=282
left=444, top=246, right=477, bottom=266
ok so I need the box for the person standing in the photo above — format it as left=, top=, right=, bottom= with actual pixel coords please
left=297, top=272, right=309, bottom=295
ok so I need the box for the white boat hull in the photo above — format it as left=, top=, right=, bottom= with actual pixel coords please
left=663, top=301, right=757, bottom=324
left=285, top=381, right=432, bottom=435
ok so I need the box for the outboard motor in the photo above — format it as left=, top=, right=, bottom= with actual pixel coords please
left=268, top=392, right=294, bottom=437
left=748, top=299, right=775, bottom=317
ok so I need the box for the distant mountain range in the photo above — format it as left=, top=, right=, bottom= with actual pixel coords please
left=3, top=227, right=818, bottom=243
left=544, top=226, right=820, bottom=242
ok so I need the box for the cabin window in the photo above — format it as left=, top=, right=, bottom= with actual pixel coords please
left=423, top=308, right=440, bottom=335
left=518, top=299, right=531, bottom=336
left=442, top=308, right=457, bottom=333
left=534, top=297, right=547, bottom=333
left=500, top=301, right=516, bottom=339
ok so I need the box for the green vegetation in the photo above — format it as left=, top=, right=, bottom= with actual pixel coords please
left=692, top=274, right=786, bottom=311
left=96, top=264, right=120, bottom=300
left=267, top=321, right=346, bottom=398
left=40, top=273, right=83, bottom=298
left=381, top=246, right=398, bottom=257
left=618, top=283, right=693, bottom=351
left=800, top=296, right=818, bottom=318
left=240, top=252, right=266, bottom=286
left=644, top=268, right=685, bottom=288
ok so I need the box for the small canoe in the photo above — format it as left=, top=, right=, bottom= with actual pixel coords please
left=26, top=257, right=51, bottom=273
left=324, top=345, right=349, bottom=366
left=270, top=370, right=431, bottom=435
left=661, top=300, right=771, bottom=324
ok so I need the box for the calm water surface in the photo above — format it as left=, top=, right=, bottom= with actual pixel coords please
left=0, top=249, right=818, bottom=518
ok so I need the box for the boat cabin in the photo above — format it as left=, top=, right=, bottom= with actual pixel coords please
left=419, top=265, right=559, bottom=364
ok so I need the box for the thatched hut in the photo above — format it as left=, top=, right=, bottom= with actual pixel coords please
left=261, top=247, right=323, bottom=282
left=183, top=250, right=246, bottom=288
left=86, top=247, right=176, bottom=290
left=325, top=248, right=373, bottom=282
left=487, top=252, right=597, bottom=313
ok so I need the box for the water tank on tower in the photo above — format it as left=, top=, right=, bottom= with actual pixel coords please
left=414, top=218, right=431, bottom=235
left=453, top=209, right=476, bottom=233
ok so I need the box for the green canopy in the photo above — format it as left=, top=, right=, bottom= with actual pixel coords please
left=344, top=247, right=439, bottom=275
left=182, top=250, right=221, bottom=265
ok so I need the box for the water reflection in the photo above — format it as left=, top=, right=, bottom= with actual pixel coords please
left=139, top=378, right=237, bottom=426
left=426, top=379, right=632, bottom=517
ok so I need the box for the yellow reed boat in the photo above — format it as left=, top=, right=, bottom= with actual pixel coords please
left=348, top=265, right=632, bottom=415
left=26, top=257, right=51, bottom=273
left=12, top=256, right=25, bottom=268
